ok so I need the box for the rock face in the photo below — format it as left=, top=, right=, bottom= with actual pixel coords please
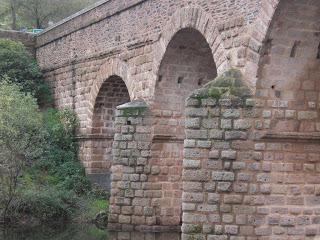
left=32, top=0, right=320, bottom=238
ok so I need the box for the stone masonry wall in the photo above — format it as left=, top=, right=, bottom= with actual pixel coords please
left=31, top=0, right=320, bottom=237
left=248, top=1, right=320, bottom=237
left=36, top=0, right=262, bottom=123
left=109, top=100, right=180, bottom=232
left=182, top=80, right=264, bottom=239
left=181, top=60, right=320, bottom=239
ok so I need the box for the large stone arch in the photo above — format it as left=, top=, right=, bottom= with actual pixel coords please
left=148, top=7, right=225, bottom=227
left=151, top=7, right=230, bottom=100
left=249, top=0, right=320, bottom=238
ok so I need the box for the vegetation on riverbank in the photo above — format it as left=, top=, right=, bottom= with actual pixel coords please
left=0, top=39, right=108, bottom=227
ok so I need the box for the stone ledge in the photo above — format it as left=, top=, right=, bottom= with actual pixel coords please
left=262, top=132, right=320, bottom=142
left=117, top=100, right=148, bottom=110
left=117, top=100, right=149, bottom=117
left=76, top=134, right=114, bottom=140
left=152, top=135, right=184, bottom=143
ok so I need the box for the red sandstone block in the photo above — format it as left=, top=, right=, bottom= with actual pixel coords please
left=132, top=215, right=146, bottom=225
left=160, top=216, right=180, bottom=226
left=239, top=226, right=254, bottom=236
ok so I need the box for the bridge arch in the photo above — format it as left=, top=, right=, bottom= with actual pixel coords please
left=250, top=1, right=320, bottom=237
left=80, top=58, right=131, bottom=187
left=149, top=12, right=220, bottom=224
left=86, top=58, right=131, bottom=133
left=151, top=7, right=229, bottom=100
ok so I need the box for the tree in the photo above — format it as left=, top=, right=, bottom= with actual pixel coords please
left=0, top=0, right=11, bottom=29
left=0, top=0, right=98, bottom=29
left=10, top=0, right=17, bottom=30
left=0, top=39, right=52, bottom=105
left=0, top=81, right=45, bottom=222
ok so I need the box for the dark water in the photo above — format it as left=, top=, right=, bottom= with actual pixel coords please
left=0, top=224, right=180, bottom=240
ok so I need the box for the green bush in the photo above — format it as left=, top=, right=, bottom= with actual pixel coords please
left=0, top=82, right=106, bottom=224
left=0, top=81, right=45, bottom=221
left=14, top=187, right=79, bottom=222
left=0, top=39, right=52, bottom=105
left=38, top=108, right=92, bottom=196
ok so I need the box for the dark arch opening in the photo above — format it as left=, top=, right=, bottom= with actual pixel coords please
left=92, top=75, right=130, bottom=136
left=151, top=28, right=217, bottom=226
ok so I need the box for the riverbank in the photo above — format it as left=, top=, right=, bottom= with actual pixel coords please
left=0, top=223, right=108, bottom=240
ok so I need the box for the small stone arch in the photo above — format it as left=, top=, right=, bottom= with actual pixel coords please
left=243, top=0, right=281, bottom=89
left=151, top=6, right=230, bottom=99
left=86, top=58, right=131, bottom=134
left=80, top=58, right=131, bottom=183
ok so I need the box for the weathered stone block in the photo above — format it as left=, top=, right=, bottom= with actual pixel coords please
left=183, top=170, right=209, bottom=181
left=212, top=171, right=235, bottom=181
left=221, top=150, right=236, bottom=160
left=222, top=109, right=240, bottom=118
left=185, top=118, right=201, bottom=128
left=225, top=131, right=247, bottom=140
left=183, top=159, right=201, bottom=169
left=209, top=130, right=224, bottom=139
left=186, top=108, right=208, bottom=117
left=208, top=193, right=220, bottom=203
left=209, top=150, right=220, bottom=159
left=186, top=129, right=208, bottom=139
left=234, top=119, right=251, bottom=129
left=182, top=192, right=204, bottom=203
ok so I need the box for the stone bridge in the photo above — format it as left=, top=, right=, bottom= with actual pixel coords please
left=34, top=0, right=320, bottom=238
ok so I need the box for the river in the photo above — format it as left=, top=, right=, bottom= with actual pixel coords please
left=0, top=224, right=181, bottom=240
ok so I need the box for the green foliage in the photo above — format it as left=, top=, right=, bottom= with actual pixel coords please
left=80, top=198, right=108, bottom=221
left=1, top=223, right=109, bottom=240
left=0, top=81, right=45, bottom=221
left=0, top=81, right=44, bottom=159
left=14, top=187, right=79, bottom=222
left=0, top=0, right=100, bottom=29
left=13, top=108, right=92, bottom=222
left=38, top=108, right=91, bottom=196
left=0, top=39, right=52, bottom=105
left=0, top=82, right=107, bottom=224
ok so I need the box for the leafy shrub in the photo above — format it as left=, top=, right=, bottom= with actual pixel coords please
left=38, top=108, right=92, bottom=196
left=0, top=81, right=45, bottom=221
left=0, top=83, right=106, bottom=224
left=14, top=187, right=79, bottom=222
left=0, top=39, right=52, bottom=105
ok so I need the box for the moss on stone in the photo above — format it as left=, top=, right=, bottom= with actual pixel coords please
left=190, top=68, right=252, bottom=101
left=188, top=224, right=202, bottom=233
